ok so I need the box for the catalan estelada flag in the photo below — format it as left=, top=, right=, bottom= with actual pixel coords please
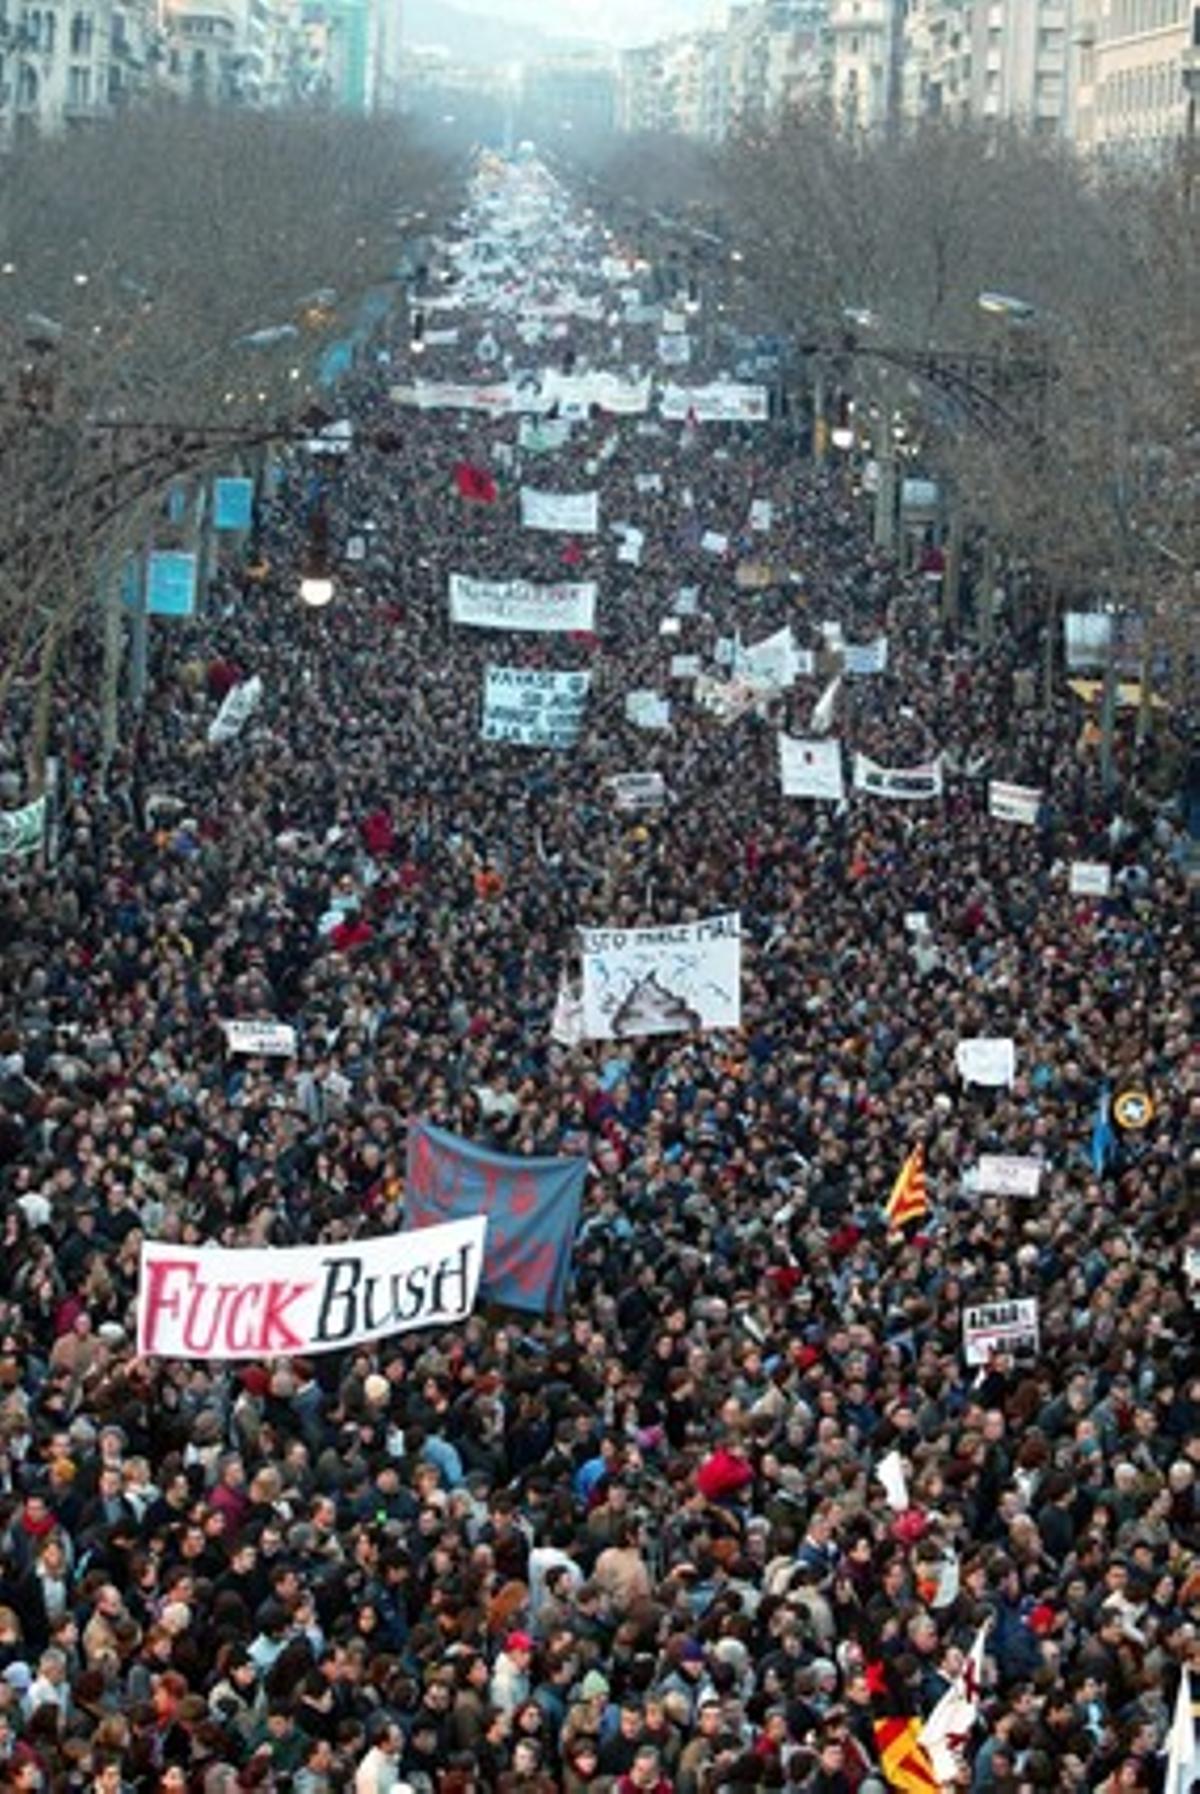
left=868, top=1657, right=940, bottom=1794
left=885, top=1143, right=929, bottom=1230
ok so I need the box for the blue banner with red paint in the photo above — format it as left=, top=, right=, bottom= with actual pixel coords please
left=403, top=1119, right=585, bottom=1314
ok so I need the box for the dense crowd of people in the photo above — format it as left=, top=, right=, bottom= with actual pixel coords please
left=0, top=155, right=1195, bottom=1794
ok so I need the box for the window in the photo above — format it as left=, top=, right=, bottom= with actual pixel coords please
left=67, top=62, right=90, bottom=103
left=70, top=12, right=93, bottom=53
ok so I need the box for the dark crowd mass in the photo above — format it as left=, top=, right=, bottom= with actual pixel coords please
left=0, top=153, right=1195, bottom=1794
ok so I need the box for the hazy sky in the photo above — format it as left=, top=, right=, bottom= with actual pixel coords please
left=480, top=0, right=726, bottom=47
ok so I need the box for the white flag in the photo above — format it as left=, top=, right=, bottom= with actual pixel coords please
left=919, top=1622, right=989, bottom=1784
left=810, top=675, right=841, bottom=736
left=874, top=1449, right=909, bottom=1513
left=1164, top=1669, right=1198, bottom=1794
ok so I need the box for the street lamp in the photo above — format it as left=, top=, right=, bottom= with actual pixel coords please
left=298, top=574, right=334, bottom=608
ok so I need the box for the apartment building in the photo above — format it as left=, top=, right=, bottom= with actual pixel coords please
left=1072, top=0, right=1199, bottom=157
left=828, top=0, right=905, bottom=131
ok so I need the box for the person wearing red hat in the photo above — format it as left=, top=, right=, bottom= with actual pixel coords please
left=490, top=1632, right=534, bottom=1718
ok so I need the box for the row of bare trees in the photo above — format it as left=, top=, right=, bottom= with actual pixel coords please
left=592, top=114, right=1198, bottom=697
left=0, top=105, right=454, bottom=787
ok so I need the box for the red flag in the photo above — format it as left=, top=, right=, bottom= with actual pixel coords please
left=561, top=539, right=583, bottom=566
left=453, top=462, right=498, bottom=504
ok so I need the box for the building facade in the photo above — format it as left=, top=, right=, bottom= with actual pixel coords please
left=1071, top=0, right=1198, bottom=158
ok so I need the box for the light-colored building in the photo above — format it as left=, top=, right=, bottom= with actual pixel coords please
left=1, top=0, right=157, bottom=141
left=899, top=0, right=1074, bottom=134
left=1071, top=0, right=1198, bottom=158
left=619, top=3, right=829, bottom=142
left=829, top=0, right=906, bottom=131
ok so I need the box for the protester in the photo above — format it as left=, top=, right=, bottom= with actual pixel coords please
left=0, top=152, right=1194, bottom=1794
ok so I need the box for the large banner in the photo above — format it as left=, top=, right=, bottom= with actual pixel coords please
left=391, top=381, right=515, bottom=414
left=483, top=667, right=591, bottom=748
left=660, top=382, right=769, bottom=423
left=137, top=1218, right=486, bottom=1359
left=607, top=772, right=667, bottom=811
left=580, top=913, right=741, bottom=1040
left=735, top=627, right=807, bottom=690
left=520, top=488, right=600, bottom=534
left=518, top=417, right=572, bottom=454
left=449, top=574, right=597, bottom=634
left=222, top=1019, right=296, bottom=1058
left=853, top=754, right=944, bottom=801
left=779, top=735, right=845, bottom=801
left=404, top=1119, right=585, bottom=1313
left=538, top=371, right=653, bottom=417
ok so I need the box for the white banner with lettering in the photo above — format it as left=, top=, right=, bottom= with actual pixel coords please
left=607, top=772, right=667, bottom=812
left=138, top=1218, right=486, bottom=1360
left=520, top=488, right=600, bottom=535
left=208, top=676, right=264, bottom=746
left=963, top=1298, right=1040, bottom=1366
left=779, top=735, right=846, bottom=801
left=625, top=690, right=671, bottom=731
left=973, top=1155, right=1043, bottom=1197
left=1069, top=861, right=1112, bottom=897
left=843, top=636, right=890, bottom=675
left=391, top=381, right=516, bottom=414
left=853, top=754, right=944, bottom=801
left=580, top=913, right=742, bottom=1040
left=482, top=667, right=591, bottom=748
left=660, top=382, right=770, bottom=423
left=222, top=1020, right=297, bottom=1058
left=736, top=627, right=808, bottom=691
left=989, top=780, right=1042, bottom=826
left=449, top=574, right=596, bottom=634
left=956, top=1037, right=1016, bottom=1086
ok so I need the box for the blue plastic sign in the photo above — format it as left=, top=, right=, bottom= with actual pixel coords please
left=146, top=551, right=198, bottom=618
left=213, top=477, right=254, bottom=531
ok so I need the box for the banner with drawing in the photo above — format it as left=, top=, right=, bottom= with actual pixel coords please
left=579, top=913, right=742, bottom=1040
left=520, top=487, right=600, bottom=534
left=853, top=754, right=943, bottom=801
left=779, top=735, right=845, bottom=801
left=660, top=382, right=769, bottom=423
left=449, top=574, right=596, bottom=634
left=482, top=667, right=591, bottom=748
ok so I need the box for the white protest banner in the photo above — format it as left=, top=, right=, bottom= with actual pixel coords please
left=615, top=525, right=644, bottom=566
left=424, top=327, right=460, bottom=347
left=658, top=617, right=681, bottom=637
left=660, top=309, right=686, bottom=334
left=449, top=574, right=596, bottom=635
left=779, top=735, right=845, bottom=801
left=843, top=636, right=890, bottom=675
left=853, top=754, right=943, bottom=801
left=670, top=654, right=701, bottom=680
left=222, top=1020, right=297, bottom=1058
left=736, top=627, right=799, bottom=691
left=0, top=795, right=47, bottom=861
left=137, top=1217, right=486, bottom=1361
left=518, top=417, right=572, bottom=454
left=696, top=673, right=757, bottom=725
left=673, top=587, right=700, bottom=617
left=538, top=370, right=653, bottom=417
left=989, top=780, right=1042, bottom=826
left=749, top=498, right=773, bottom=532
left=625, top=690, right=671, bottom=731
left=393, top=381, right=516, bottom=415
left=635, top=473, right=664, bottom=495
left=208, top=675, right=264, bottom=745
left=962, top=1298, right=1040, bottom=1366
left=955, top=1037, right=1016, bottom=1087
left=520, top=487, right=600, bottom=534
left=345, top=534, right=367, bottom=563
left=974, top=1155, right=1043, bottom=1198
left=701, top=530, right=729, bottom=556
left=607, top=772, right=667, bottom=812
left=661, top=382, right=769, bottom=423
left=1070, top=861, right=1112, bottom=898
left=482, top=667, right=591, bottom=748
left=580, top=912, right=741, bottom=1040
left=551, top=980, right=584, bottom=1047
left=1064, top=610, right=1112, bottom=670
left=658, top=332, right=691, bottom=365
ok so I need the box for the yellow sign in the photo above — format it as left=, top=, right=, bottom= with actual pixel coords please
left=1067, top=679, right=1167, bottom=711
left=1113, top=1089, right=1154, bottom=1130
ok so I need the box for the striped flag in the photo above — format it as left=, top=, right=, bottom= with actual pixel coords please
left=868, top=1658, right=940, bottom=1794
left=885, top=1143, right=929, bottom=1230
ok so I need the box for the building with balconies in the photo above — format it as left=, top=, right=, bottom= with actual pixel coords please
left=829, top=0, right=906, bottom=131
left=1070, top=0, right=1198, bottom=159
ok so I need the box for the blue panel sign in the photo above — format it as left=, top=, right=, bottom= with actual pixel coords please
left=213, top=477, right=254, bottom=531
left=146, top=551, right=198, bottom=618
